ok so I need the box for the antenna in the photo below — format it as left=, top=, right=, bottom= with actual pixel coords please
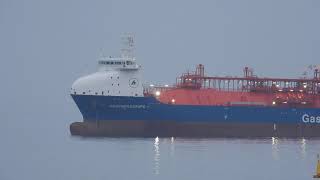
left=98, top=48, right=106, bottom=59
left=120, top=33, right=135, bottom=59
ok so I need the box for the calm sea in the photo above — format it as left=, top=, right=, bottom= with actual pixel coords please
left=1, top=125, right=320, bottom=180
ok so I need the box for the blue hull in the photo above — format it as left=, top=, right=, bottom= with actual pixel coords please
left=70, top=95, right=320, bottom=137
left=71, top=95, right=320, bottom=124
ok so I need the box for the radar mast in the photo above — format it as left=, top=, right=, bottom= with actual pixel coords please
left=120, top=33, right=135, bottom=59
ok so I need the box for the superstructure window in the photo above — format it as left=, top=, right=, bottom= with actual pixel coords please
left=126, top=61, right=135, bottom=65
left=100, top=60, right=122, bottom=65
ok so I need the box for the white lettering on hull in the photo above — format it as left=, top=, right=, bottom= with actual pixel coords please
left=302, top=114, right=320, bottom=123
left=108, top=104, right=146, bottom=109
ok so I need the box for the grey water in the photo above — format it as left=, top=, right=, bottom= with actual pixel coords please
left=1, top=127, right=320, bottom=180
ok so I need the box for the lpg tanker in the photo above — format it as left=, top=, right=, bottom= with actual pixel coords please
left=70, top=35, right=320, bottom=137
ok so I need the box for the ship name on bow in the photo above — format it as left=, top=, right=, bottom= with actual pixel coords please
left=108, top=104, right=146, bottom=109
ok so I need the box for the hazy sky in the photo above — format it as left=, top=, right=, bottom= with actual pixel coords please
left=2, top=0, right=320, bottom=121
left=0, top=0, right=319, bottom=179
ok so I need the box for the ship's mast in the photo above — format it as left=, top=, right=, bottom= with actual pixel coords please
left=120, top=33, right=135, bottom=59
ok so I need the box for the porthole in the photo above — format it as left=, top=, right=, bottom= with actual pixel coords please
left=118, top=84, right=120, bottom=86
left=82, top=92, right=86, bottom=95
left=95, top=92, right=98, bottom=95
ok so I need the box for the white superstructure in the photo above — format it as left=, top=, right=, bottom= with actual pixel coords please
left=71, top=34, right=143, bottom=97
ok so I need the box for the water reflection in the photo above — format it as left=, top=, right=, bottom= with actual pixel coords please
left=149, top=137, right=315, bottom=176
left=271, top=137, right=279, bottom=160
left=271, top=137, right=309, bottom=160
left=170, top=137, right=175, bottom=157
left=300, top=138, right=306, bottom=158
left=153, top=137, right=160, bottom=175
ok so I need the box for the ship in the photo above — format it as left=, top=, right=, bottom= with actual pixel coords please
left=70, top=35, right=320, bottom=137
